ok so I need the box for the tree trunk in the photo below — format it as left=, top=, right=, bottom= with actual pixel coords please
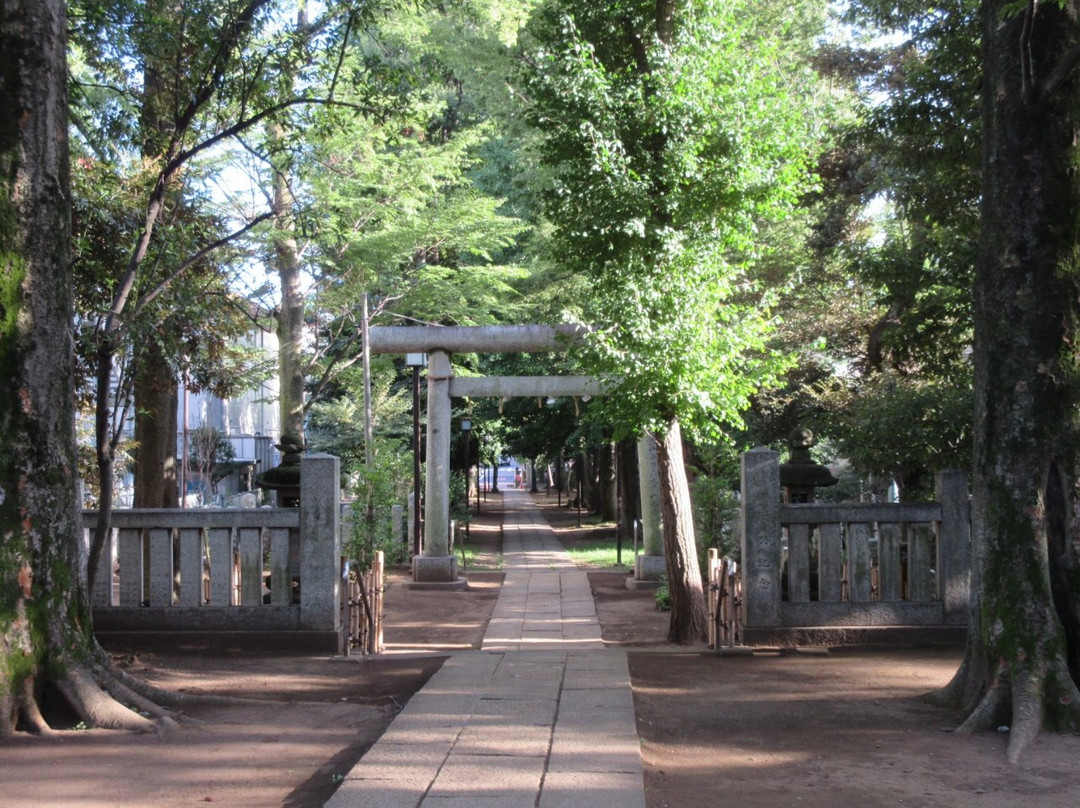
left=130, top=0, right=181, bottom=510
left=273, top=155, right=305, bottom=445
left=270, top=2, right=306, bottom=449
left=1, top=0, right=164, bottom=735
left=599, top=441, right=617, bottom=522
left=132, top=342, right=179, bottom=508
left=936, top=0, right=1080, bottom=762
left=617, top=439, right=639, bottom=542
left=655, top=420, right=708, bottom=644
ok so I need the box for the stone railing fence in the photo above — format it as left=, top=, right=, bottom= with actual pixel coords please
left=738, top=448, right=970, bottom=645
left=85, top=454, right=343, bottom=652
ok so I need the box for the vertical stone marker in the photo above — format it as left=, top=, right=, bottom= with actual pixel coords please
left=740, top=448, right=782, bottom=629
left=300, top=453, right=342, bottom=632
left=935, top=468, right=971, bottom=625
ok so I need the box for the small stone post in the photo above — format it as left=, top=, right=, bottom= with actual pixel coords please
left=299, top=453, right=342, bottom=633
left=935, top=469, right=971, bottom=625
left=740, top=448, right=782, bottom=629
left=630, top=434, right=665, bottom=588
left=407, top=490, right=418, bottom=553
left=391, top=504, right=403, bottom=547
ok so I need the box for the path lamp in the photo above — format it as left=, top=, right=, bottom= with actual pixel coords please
left=461, top=419, right=471, bottom=540
left=577, top=447, right=583, bottom=527
left=406, top=352, right=426, bottom=556
left=558, top=453, right=563, bottom=508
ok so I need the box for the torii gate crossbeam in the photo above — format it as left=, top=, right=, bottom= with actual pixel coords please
left=367, top=326, right=601, bottom=584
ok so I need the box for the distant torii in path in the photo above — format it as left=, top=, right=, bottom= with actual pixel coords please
left=367, top=325, right=608, bottom=584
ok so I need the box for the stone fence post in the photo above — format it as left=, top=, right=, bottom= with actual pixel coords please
left=300, top=453, right=341, bottom=633
left=935, top=469, right=971, bottom=625
left=740, top=448, right=782, bottom=628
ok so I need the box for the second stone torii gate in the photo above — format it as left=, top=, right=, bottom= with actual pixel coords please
left=368, top=325, right=604, bottom=584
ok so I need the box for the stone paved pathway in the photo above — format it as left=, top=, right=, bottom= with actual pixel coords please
left=325, top=488, right=646, bottom=808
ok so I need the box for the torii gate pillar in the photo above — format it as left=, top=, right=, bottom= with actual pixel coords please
left=412, top=349, right=460, bottom=585
left=366, top=325, right=597, bottom=587
left=629, top=434, right=666, bottom=589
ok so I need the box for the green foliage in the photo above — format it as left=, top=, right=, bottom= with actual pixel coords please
left=0, top=263, right=24, bottom=383
left=450, top=470, right=471, bottom=531
left=347, top=446, right=414, bottom=566
left=654, top=577, right=671, bottom=611
left=828, top=370, right=972, bottom=500
left=307, top=357, right=411, bottom=470
left=478, top=354, right=589, bottom=463
left=307, top=115, right=532, bottom=325
left=690, top=475, right=740, bottom=560
left=519, top=0, right=823, bottom=441
left=758, top=0, right=980, bottom=489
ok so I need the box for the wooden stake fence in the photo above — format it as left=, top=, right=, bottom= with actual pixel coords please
left=707, top=548, right=742, bottom=651
left=343, top=551, right=384, bottom=656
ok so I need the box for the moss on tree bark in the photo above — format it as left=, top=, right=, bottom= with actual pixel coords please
left=1, top=0, right=176, bottom=737
left=935, top=0, right=1080, bottom=762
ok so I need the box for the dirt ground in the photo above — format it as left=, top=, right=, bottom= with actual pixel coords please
left=3, top=492, right=1079, bottom=807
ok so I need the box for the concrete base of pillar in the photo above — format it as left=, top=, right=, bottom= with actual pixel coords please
left=716, top=645, right=755, bottom=656
left=407, top=578, right=469, bottom=591
left=409, top=555, right=466, bottom=589
left=627, top=554, right=665, bottom=590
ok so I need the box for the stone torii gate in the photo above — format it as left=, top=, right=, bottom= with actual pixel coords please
left=367, top=324, right=668, bottom=586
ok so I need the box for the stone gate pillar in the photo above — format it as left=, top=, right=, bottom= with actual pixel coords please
left=412, top=349, right=461, bottom=585
left=630, top=433, right=666, bottom=589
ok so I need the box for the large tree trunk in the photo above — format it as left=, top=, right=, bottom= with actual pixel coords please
left=936, top=0, right=1080, bottom=762
left=130, top=1, right=181, bottom=510
left=598, top=441, right=617, bottom=522
left=132, top=342, right=179, bottom=508
left=0, top=0, right=164, bottom=735
left=271, top=124, right=306, bottom=447
left=617, top=439, right=639, bottom=539
left=655, top=420, right=708, bottom=644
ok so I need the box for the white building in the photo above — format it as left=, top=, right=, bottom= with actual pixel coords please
left=179, top=324, right=281, bottom=504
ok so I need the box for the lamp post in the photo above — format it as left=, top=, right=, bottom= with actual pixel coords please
left=406, top=352, right=426, bottom=556
left=461, top=419, right=471, bottom=540
left=476, top=449, right=482, bottom=513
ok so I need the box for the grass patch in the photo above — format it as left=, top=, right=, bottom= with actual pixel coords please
left=563, top=538, right=633, bottom=570
left=458, top=543, right=504, bottom=570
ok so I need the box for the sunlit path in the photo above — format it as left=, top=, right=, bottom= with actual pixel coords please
left=325, top=488, right=646, bottom=808
left=482, top=487, right=605, bottom=651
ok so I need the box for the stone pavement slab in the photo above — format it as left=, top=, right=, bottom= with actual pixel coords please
left=324, top=489, right=646, bottom=808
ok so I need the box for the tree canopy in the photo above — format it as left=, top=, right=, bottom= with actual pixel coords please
left=4, top=0, right=1080, bottom=760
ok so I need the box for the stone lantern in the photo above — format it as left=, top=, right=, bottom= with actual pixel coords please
left=256, top=432, right=305, bottom=507
left=778, top=427, right=837, bottom=503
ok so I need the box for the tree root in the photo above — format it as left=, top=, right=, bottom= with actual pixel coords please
left=955, top=675, right=1008, bottom=735
left=104, top=658, right=340, bottom=713
left=51, top=661, right=158, bottom=733
left=927, top=647, right=986, bottom=712
left=951, top=657, right=1080, bottom=763
left=1006, top=669, right=1045, bottom=763
left=18, top=676, right=55, bottom=736
left=89, top=660, right=184, bottom=729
